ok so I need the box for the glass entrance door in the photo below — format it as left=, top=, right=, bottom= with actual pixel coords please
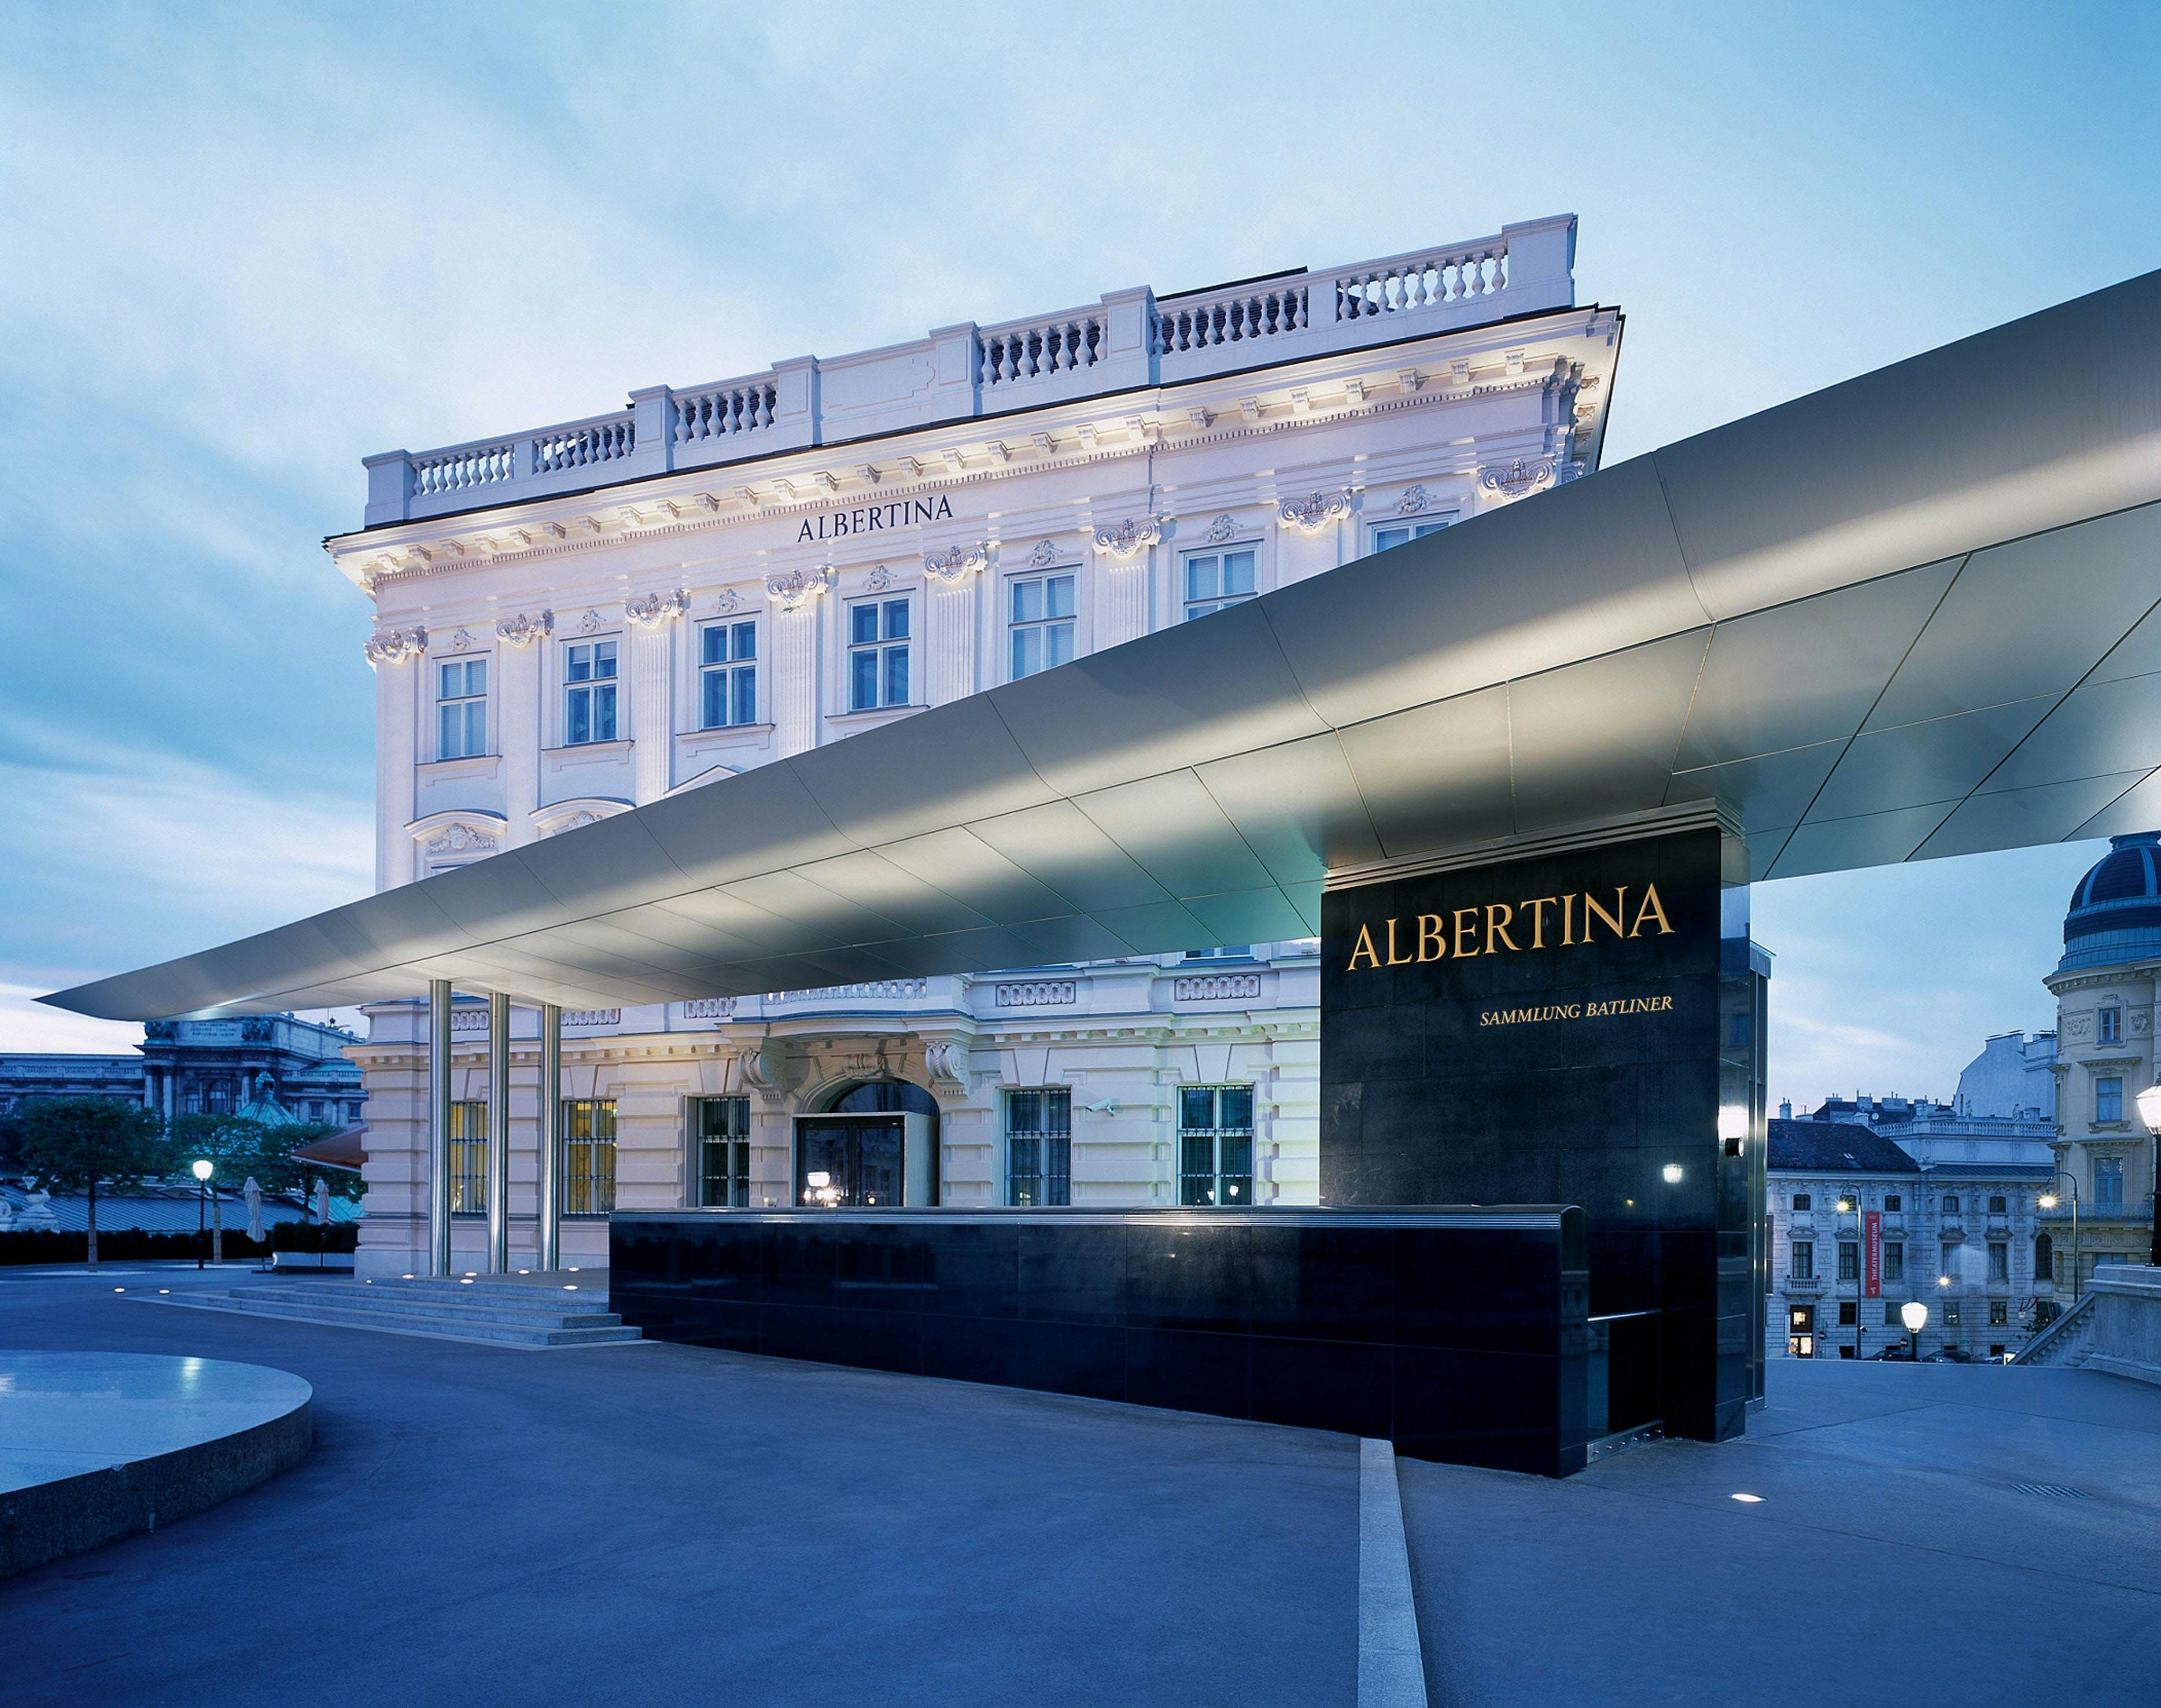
left=796, top=1119, right=905, bottom=1207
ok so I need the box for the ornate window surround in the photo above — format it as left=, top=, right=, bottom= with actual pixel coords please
left=529, top=797, right=633, bottom=839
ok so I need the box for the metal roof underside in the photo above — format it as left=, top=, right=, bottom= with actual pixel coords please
left=47, top=271, right=2161, bottom=1020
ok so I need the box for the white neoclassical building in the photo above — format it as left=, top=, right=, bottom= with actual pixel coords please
left=332, top=215, right=1618, bottom=1275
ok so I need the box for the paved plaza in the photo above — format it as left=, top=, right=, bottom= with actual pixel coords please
left=3, top=1266, right=2158, bottom=1706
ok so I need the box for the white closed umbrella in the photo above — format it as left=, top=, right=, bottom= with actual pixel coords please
left=312, top=1176, right=330, bottom=1227
left=243, top=1176, right=265, bottom=1242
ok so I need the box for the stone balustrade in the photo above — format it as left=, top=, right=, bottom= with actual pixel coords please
left=363, top=215, right=1577, bottom=526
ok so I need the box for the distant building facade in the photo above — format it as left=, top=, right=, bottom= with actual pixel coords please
left=1766, top=1108, right=2055, bottom=1363
left=2044, top=832, right=2161, bottom=1279
left=0, top=1015, right=366, bottom=1128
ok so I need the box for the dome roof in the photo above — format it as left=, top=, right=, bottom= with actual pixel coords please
left=2060, top=832, right=2161, bottom=972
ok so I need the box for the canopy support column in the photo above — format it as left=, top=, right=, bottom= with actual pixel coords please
left=427, top=979, right=452, bottom=1277
left=487, top=991, right=510, bottom=1274
left=539, top=1002, right=562, bottom=1272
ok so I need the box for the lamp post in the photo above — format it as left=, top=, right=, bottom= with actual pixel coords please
left=191, top=1158, right=212, bottom=1269
left=1901, top=1298, right=1927, bottom=1361
left=2038, top=1172, right=2081, bottom=1304
left=2136, top=1084, right=2161, bottom=1269
left=1837, top=1191, right=1865, bottom=1360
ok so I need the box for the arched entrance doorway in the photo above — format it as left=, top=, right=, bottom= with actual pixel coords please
left=795, top=1079, right=939, bottom=1208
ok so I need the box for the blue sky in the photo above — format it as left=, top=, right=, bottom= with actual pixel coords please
left=3, top=2, right=2155, bottom=1110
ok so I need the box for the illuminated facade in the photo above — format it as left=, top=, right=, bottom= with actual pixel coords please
left=334, top=217, right=1616, bottom=1275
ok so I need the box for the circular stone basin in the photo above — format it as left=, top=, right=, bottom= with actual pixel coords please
left=0, top=1352, right=312, bottom=1578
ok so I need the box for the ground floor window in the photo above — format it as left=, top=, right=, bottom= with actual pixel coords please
left=694, top=1096, right=749, bottom=1208
left=1884, top=1241, right=1904, bottom=1282
left=564, top=1098, right=617, bottom=1214
left=1178, top=1085, right=1254, bottom=1206
left=1989, top=1298, right=2008, bottom=1326
left=1944, top=1298, right=1961, bottom=1327
left=1882, top=1301, right=1901, bottom=1326
left=1787, top=1304, right=1814, bottom=1358
left=449, top=1100, right=486, bottom=1213
left=1006, top=1088, right=1071, bottom=1207
left=1837, top=1300, right=1857, bottom=1326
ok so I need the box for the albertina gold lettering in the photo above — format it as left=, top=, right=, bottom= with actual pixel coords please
left=1347, top=924, right=1380, bottom=971
left=1583, top=888, right=1627, bottom=939
left=1524, top=897, right=1556, bottom=949
left=1418, top=914, right=1446, bottom=961
left=1384, top=917, right=1414, bottom=966
left=1486, top=903, right=1520, bottom=951
left=1631, top=883, right=1674, bottom=937
left=1453, top=907, right=1481, bottom=958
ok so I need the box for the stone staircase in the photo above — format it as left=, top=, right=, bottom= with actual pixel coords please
left=154, top=1275, right=644, bottom=1349
left=2011, top=1292, right=2095, bottom=1368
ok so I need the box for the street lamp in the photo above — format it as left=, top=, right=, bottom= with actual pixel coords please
left=191, top=1158, right=212, bottom=1270
left=2137, top=1084, right=2161, bottom=1268
left=1901, top=1299, right=1927, bottom=1362
left=2038, top=1171, right=2081, bottom=1303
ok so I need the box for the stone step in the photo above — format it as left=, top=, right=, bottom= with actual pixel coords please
left=237, top=1283, right=619, bottom=1326
left=156, top=1290, right=643, bottom=1349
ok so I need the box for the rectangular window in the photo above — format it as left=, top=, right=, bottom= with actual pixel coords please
left=1987, top=1195, right=2007, bottom=1215
left=1370, top=519, right=1452, bottom=555
left=448, top=1100, right=486, bottom=1214
left=563, top=1098, right=616, bottom=1214
left=1182, top=548, right=1255, bottom=622
left=563, top=641, right=619, bottom=744
left=1837, top=1301, right=1856, bottom=1326
left=1177, top=1084, right=1255, bottom=1207
left=693, top=1096, right=750, bottom=1208
left=2096, top=1156, right=2125, bottom=1207
left=1885, top=1242, right=1904, bottom=1282
left=1883, top=1301, right=1901, bottom=1326
left=699, top=622, right=758, bottom=729
left=2099, top=1005, right=2123, bottom=1045
left=1838, top=1240, right=1859, bottom=1282
left=1989, top=1298, right=2009, bottom=1326
left=1791, top=1241, right=1813, bottom=1279
left=1008, top=574, right=1075, bottom=680
left=1884, top=1194, right=1901, bottom=1212
left=1005, top=1088, right=1072, bottom=1208
left=1988, top=1242, right=2008, bottom=1282
left=436, top=658, right=488, bottom=759
left=2035, top=1235, right=2054, bottom=1281
left=1791, top=1193, right=1811, bottom=1212
left=2096, top=1075, right=2124, bottom=1123
left=1942, top=1195, right=1960, bottom=1215
left=1945, top=1299, right=1961, bottom=1327
left=847, top=598, right=911, bottom=711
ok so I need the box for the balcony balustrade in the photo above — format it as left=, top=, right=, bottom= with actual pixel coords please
left=362, top=217, right=1578, bottom=526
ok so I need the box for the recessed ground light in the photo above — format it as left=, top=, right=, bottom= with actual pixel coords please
left=518, top=1269, right=530, bottom=1275
left=114, top=1286, right=126, bottom=1292
left=403, top=1273, right=415, bottom=1280
left=1731, top=1493, right=1763, bottom=1503
left=460, top=1278, right=474, bottom=1285
left=564, top=1284, right=578, bottom=1291
left=463, top=1271, right=477, bottom=1278
left=567, top=1266, right=581, bottom=1272
left=158, top=1288, right=169, bottom=1294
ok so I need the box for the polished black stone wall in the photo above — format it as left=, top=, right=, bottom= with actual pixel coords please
left=613, top=1206, right=1590, bottom=1477
left=1321, top=828, right=1753, bottom=1444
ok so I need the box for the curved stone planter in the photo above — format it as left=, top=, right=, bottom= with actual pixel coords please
left=0, top=1352, right=312, bottom=1577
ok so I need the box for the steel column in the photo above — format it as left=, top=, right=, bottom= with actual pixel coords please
left=427, top=979, right=452, bottom=1277
left=487, top=991, right=510, bottom=1273
left=539, top=1002, right=562, bottom=1272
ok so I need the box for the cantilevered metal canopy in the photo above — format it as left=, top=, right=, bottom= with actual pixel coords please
left=49, top=271, right=2161, bottom=1021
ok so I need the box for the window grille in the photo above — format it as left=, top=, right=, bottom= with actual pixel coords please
left=448, top=1100, right=486, bottom=1213
left=1177, top=1084, right=1255, bottom=1206
left=693, top=1096, right=750, bottom=1207
left=563, top=1098, right=617, bottom=1214
left=1005, top=1088, right=1072, bottom=1207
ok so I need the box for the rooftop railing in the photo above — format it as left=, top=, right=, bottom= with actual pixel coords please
left=362, top=215, right=1576, bottom=527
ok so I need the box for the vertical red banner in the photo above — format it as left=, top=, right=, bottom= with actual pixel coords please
left=1863, top=1209, right=1882, bottom=1298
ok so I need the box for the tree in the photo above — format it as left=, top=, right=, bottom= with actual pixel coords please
left=19, top=1098, right=165, bottom=1270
